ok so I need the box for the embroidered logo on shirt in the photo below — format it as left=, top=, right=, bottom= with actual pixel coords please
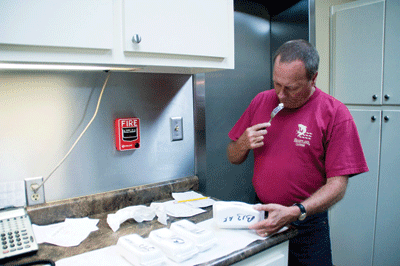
left=294, top=124, right=312, bottom=147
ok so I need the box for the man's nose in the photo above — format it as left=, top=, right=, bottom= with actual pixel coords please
left=277, top=89, right=286, bottom=100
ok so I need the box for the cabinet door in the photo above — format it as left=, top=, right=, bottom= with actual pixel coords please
left=373, top=111, right=400, bottom=266
left=330, top=109, right=381, bottom=266
left=330, top=0, right=385, bottom=105
left=0, top=0, right=113, bottom=50
left=123, top=0, right=233, bottom=59
left=232, top=241, right=288, bottom=266
left=382, top=0, right=400, bottom=105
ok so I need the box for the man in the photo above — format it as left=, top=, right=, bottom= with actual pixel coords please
left=227, top=39, right=368, bottom=265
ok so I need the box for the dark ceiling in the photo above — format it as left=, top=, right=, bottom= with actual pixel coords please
left=234, top=0, right=303, bottom=17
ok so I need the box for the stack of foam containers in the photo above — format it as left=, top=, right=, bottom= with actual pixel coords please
left=148, top=227, right=199, bottom=263
left=116, top=219, right=216, bottom=264
left=117, top=234, right=166, bottom=266
left=170, top=219, right=217, bottom=252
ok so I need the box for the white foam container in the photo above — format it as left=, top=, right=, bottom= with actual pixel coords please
left=170, top=219, right=217, bottom=252
left=148, top=228, right=199, bottom=263
left=116, top=234, right=166, bottom=266
left=213, top=201, right=265, bottom=229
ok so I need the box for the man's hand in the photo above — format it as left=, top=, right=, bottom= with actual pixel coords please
left=249, top=204, right=299, bottom=237
left=248, top=176, right=349, bottom=237
left=227, top=122, right=270, bottom=164
left=238, top=122, right=271, bottom=150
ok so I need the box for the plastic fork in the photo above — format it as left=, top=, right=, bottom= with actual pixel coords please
left=268, top=103, right=284, bottom=124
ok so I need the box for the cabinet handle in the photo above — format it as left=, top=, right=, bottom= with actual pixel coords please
left=371, top=116, right=377, bottom=121
left=384, top=94, right=390, bottom=100
left=132, top=34, right=142, bottom=44
left=372, top=94, right=378, bottom=100
left=384, top=116, right=390, bottom=122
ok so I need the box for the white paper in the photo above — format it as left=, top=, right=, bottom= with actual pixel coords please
left=172, top=191, right=216, bottom=208
left=56, top=245, right=128, bottom=266
left=107, top=205, right=157, bottom=232
left=56, top=219, right=289, bottom=266
left=33, top=217, right=99, bottom=247
left=185, top=197, right=216, bottom=208
left=172, top=191, right=205, bottom=201
left=163, top=200, right=206, bottom=217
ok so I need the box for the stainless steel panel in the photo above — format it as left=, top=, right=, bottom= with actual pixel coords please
left=199, top=11, right=271, bottom=203
left=193, top=73, right=206, bottom=192
left=309, top=0, right=316, bottom=46
left=0, top=71, right=195, bottom=201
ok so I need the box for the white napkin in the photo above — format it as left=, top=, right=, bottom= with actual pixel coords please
left=107, top=204, right=170, bottom=232
left=33, top=217, right=99, bottom=247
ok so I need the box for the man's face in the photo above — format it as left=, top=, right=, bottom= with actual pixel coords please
left=273, top=56, right=317, bottom=109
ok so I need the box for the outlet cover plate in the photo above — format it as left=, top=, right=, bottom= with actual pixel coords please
left=25, top=177, right=45, bottom=206
left=170, top=117, right=183, bottom=141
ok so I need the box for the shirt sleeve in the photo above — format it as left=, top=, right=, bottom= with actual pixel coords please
left=324, top=108, right=369, bottom=178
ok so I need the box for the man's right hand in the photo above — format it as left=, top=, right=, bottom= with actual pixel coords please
left=238, top=122, right=271, bottom=150
left=227, top=122, right=270, bottom=164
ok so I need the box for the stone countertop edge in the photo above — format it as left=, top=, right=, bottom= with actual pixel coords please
left=2, top=175, right=297, bottom=266
left=27, top=175, right=199, bottom=225
left=195, top=227, right=298, bottom=266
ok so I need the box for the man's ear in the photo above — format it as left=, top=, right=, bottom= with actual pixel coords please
left=311, top=71, right=318, bottom=86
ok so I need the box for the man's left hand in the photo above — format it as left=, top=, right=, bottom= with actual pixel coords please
left=249, top=204, right=299, bottom=236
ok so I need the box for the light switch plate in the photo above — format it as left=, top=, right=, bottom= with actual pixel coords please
left=170, top=117, right=183, bottom=141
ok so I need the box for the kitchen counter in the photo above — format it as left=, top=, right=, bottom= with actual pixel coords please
left=2, top=176, right=297, bottom=266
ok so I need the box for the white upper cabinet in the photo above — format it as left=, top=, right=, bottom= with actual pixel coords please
left=382, top=0, right=400, bottom=105
left=120, top=0, right=234, bottom=72
left=0, top=0, right=113, bottom=50
left=0, top=0, right=234, bottom=74
left=331, top=0, right=400, bottom=106
left=123, top=0, right=230, bottom=59
left=330, top=0, right=385, bottom=105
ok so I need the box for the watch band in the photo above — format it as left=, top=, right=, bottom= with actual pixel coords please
left=293, top=203, right=307, bottom=221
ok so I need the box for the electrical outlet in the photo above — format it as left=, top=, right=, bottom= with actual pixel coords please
left=25, top=177, right=45, bottom=206
left=170, top=117, right=183, bottom=141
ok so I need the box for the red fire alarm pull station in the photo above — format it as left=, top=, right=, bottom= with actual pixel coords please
left=115, top=118, right=140, bottom=151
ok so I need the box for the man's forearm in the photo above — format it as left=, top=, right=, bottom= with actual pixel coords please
left=301, top=175, right=349, bottom=216
left=227, top=141, right=250, bottom=164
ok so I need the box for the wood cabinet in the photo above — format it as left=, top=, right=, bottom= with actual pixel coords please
left=0, top=0, right=234, bottom=74
left=330, top=0, right=400, bottom=265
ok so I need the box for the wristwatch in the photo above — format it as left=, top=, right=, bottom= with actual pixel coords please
left=293, top=203, right=307, bottom=221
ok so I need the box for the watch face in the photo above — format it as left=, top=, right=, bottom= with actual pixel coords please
left=294, top=203, right=307, bottom=221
